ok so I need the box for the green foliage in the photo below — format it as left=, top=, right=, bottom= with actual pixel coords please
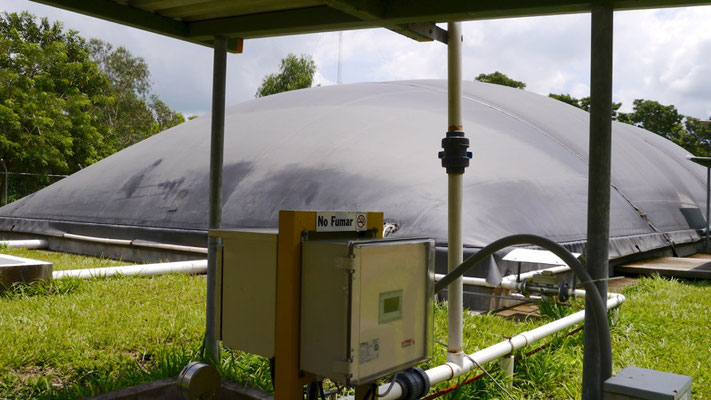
left=616, top=99, right=711, bottom=157
left=2, top=247, right=130, bottom=271
left=548, top=93, right=711, bottom=156
left=617, top=99, right=685, bottom=139
left=683, top=117, right=711, bottom=156
left=88, top=38, right=185, bottom=150
left=1, top=277, right=83, bottom=299
left=0, top=12, right=110, bottom=198
left=475, top=71, right=526, bottom=89
left=548, top=93, right=622, bottom=119
left=0, top=12, right=184, bottom=201
left=2, top=247, right=711, bottom=399
left=255, top=54, right=316, bottom=97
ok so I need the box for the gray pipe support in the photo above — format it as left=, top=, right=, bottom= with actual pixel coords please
left=584, top=3, right=614, bottom=399
left=205, top=36, right=228, bottom=364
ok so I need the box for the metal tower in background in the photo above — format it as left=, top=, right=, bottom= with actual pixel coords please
left=337, top=32, right=343, bottom=84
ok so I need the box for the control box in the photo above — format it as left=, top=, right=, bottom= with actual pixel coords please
left=604, top=367, right=691, bottom=400
left=300, top=238, right=434, bottom=385
left=213, top=229, right=277, bottom=358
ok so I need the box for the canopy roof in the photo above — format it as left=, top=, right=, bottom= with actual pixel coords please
left=30, top=0, right=711, bottom=49
left=0, top=80, right=705, bottom=258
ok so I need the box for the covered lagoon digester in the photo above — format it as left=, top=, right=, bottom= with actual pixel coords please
left=0, top=80, right=707, bottom=266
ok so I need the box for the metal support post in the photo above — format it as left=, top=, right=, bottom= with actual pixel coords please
left=205, top=36, right=228, bottom=364
left=500, top=353, right=514, bottom=388
left=0, top=159, right=7, bottom=206
left=583, top=3, right=614, bottom=399
left=444, top=21, right=467, bottom=367
left=706, top=166, right=709, bottom=252
left=0, top=158, right=7, bottom=205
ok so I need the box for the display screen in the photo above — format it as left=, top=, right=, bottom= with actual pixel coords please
left=383, top=296, right=400, bottom=314
left=379, top=290, right=403, bottom=324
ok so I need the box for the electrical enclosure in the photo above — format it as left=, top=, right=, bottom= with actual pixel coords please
left=213, top=229, right=277, bottom=358
left=300, top=238, right=434, bottom=385
left=604, top=367, right=692, bottom=400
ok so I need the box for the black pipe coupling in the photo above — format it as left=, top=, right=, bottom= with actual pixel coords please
left=394, top=367, right=430, bottom=400
left=520, top=279, right=571, bottom=303
left=438, top=131, right=472, bottom=174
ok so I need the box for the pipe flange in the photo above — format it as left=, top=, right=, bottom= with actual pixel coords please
left=409, top=367, right=431, bottom=398
left=394, top=368, right=431, bottom=400
left=520, top=278, right=531, bottom=297
left=394, top=371, right=417, bottom=400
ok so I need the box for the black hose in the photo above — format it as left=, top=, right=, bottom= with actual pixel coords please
left=434, top=234, right=612, bottom=390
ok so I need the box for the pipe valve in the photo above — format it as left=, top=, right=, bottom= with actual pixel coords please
left=438, top=131, right=472, bottom=174
left=520, top=271, right=571, bottom=303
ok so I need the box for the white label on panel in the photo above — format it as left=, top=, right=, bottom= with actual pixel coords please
left=359, top=338, right=380, bottom=364
left=315, top=211, right=368, bottom=232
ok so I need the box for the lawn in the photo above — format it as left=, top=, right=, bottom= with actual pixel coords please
left=1, top=248, right=709, bottom=399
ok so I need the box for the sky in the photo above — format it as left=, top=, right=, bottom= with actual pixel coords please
left=2, top=1, right=711, bottom=119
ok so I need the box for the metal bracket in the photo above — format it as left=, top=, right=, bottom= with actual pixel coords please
left=406, top=22, right=449, bottom=43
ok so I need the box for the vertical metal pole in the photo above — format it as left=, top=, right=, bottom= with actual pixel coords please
left=583, top=4, right=613, bottom=399
left=205, top=36, right=228, bottom=364
left=446, top=21, right=464, bottom=367
left=706, top=166, right=709, bottom=252
left=1, top=159, right=7, bottom=206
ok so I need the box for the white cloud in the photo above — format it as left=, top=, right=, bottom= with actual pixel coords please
left=2, top=1, right=711, bottom=119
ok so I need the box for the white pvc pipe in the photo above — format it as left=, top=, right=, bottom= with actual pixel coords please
left=504, top=265, right=571, bottom=281
left=446, top=21, right=465, bottom=366
left=437, top=271, right=589, bottom=300
left=447, top=174, right=464, bottom=365
left=435, top=264, right=572, bottom=289
left=0, top=239, right=49, bottom=249
left=342, top=293, right=626, bottom=400
left=63, top=233, right=133, bottom=246
left=52, top=259, right=207, bottom=279
left=58, top=233, right=208, bottom=254
left=131, top=239, right=207, bottom=254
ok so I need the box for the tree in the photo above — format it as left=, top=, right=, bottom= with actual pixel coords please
left=680, top=116, right=711, bottom=156
left=474, top=71, right=526, bottom=89
left=256, top=54, right=317, bottom=97
left=548, top=93, right=622, bottom=119
left=617, top=99, right=685, bottom=141
left=89, top=38, right=184, bottom=150
left=150, top=95, right=185, bottom=133
left=0, top=12, right=184, bottom=201
left=0, top=12, right=110, bottom=198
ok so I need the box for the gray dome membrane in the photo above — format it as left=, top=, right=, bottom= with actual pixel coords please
left=0, top=80, right=706, bottom=259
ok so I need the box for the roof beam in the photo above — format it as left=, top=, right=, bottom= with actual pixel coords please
left=324, top=0, right=385, bottom=20
left=30, top=0, right=190, bottom=38
left=383, top=0, right=591, bottom=23
left=188, top=6, right=370, bottom=39
left=325, top=0, right=439, bottom=42
left=188, top=0, right=711, bottom=41
left=382, top=0, right=711, bottom=23
left=31, top=0, right=711, bottom=44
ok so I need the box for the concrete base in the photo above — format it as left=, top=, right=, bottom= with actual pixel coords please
left=0, top=254, right=52, bottom=287
left=86, top=378, right=273, bottom=400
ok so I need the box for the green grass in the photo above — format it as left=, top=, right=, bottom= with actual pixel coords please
left=1, top=249, right=710, bottom=399
left=0, top=247, right=131, bottom=271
